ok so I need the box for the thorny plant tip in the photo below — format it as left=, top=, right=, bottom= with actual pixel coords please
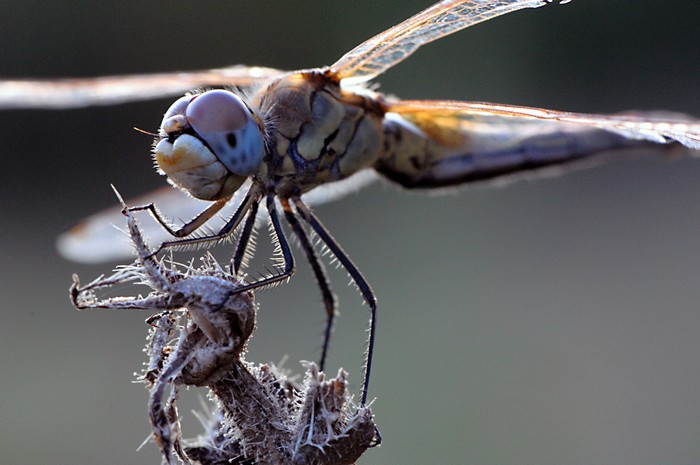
left=70, top=204, right=378, bottom=464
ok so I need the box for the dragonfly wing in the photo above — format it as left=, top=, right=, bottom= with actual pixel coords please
left=377, top=99, right=700, bottom=188
left=57, top=170, right=377, bottom=263
left=330, top=0, right=559, bottom=85
left=57, top=186, right=230, bottom=263
left=0, top=65, right=285, bottom=109
left=299, top=169, right=379, bottom=206
left=391, top=100, right=700, bottom=149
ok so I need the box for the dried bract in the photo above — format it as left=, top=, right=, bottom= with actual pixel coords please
left=196, top=361, right=377, bottom=465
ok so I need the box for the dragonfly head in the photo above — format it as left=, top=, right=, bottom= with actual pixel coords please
left=153, top=89, right=265, bottom=201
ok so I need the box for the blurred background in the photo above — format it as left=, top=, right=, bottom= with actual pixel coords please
left=2, top=1, right=700, bottom=464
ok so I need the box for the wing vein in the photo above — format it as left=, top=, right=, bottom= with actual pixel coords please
left=331, top=0, right=556, bottom=84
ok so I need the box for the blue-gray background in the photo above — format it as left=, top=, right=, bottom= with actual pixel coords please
left=2, top=1, right=700, bottom=464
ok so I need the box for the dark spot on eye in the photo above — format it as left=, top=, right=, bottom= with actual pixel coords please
left=227, top=132, right=237, bottom=148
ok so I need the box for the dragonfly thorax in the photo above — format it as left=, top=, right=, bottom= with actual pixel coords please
left=255, top=72, right=386, bottom=193
left=153, top=90, right=265, bottom=201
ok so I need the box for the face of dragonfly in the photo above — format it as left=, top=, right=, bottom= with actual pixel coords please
left=154, top=89, right=266, bottom=201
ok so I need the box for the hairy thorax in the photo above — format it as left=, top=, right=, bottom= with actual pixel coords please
left=253, top=71, right=386, bottom=196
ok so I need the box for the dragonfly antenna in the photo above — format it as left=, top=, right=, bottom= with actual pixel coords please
left=133, top=126, right=158, bottom=137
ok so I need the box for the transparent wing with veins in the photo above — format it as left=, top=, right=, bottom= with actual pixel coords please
left=0, top=65, right=285, bottom=109
left=389, top=100, right=700, bottom=150
left=57, top=170, right=379, bottom=264
left=331, top=0, right=561, bottom=84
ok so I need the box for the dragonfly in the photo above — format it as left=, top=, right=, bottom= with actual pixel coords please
left=3, top=0, right=700, bottom=406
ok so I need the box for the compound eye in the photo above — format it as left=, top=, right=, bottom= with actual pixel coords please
left=163, top=95, right=192, bottom=120
left=185, top=90, right=264, bottom=176
left=186, top=90, right=248, bottom=135
left=160, top=95, right=193, bottom=135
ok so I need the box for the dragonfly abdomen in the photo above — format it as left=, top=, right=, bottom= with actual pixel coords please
left=376, top=113, right=660, bottom=189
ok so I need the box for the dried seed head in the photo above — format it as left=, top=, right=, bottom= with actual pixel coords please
left=71, top=200, right=378, bottom=464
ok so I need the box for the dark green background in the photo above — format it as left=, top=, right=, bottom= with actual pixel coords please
left=2, top=1, right=700, bottom=464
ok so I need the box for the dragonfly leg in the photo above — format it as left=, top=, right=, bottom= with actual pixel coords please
left=126, top=196, right=230, bottom=238
left=292, top=197, right=376, bottom=405
left=231, top=199, right=260, bottom=276
left=151, top=183, right=260, bottom=256
left=279, top=198, right=338, bottom=372
left=215, top=194, right=295, bottom=297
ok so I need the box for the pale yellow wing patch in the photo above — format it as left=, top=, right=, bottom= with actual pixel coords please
left=389, top=99, right=700, bottom=150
